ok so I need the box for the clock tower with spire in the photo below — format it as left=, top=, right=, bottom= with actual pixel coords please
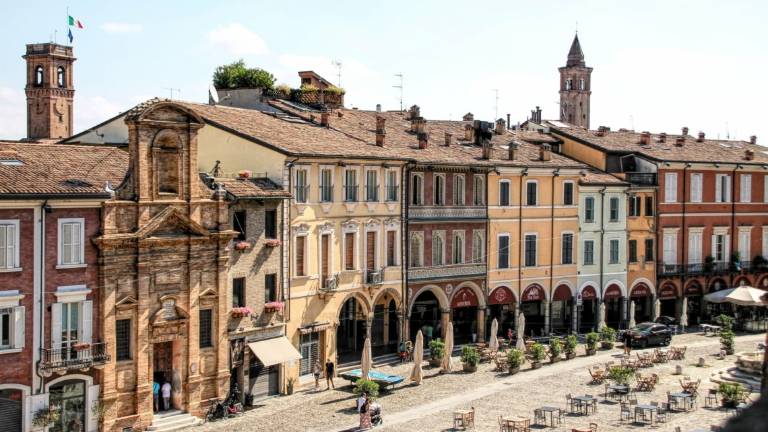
left=23, top=43, right=76, bottom=140
left=558, top=34, right=592, bottom=128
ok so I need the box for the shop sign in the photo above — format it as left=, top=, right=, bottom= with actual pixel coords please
left=522, top=284, right=545, bottom=302
left=658, top=285, right=677, bottom=299
left=451, top=287, right=478, bottom=308
left=684, top=284, right=702, bottom=296
left=631, top=284, right=651, bottom=298
left=581, top=286, right=597, bottom=300
left=604, top=285, right=622, bottom=300
left=489, top=286, right=514, bottom=305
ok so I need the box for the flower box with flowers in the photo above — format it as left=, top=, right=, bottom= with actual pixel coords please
left=72, top=342, right=91, bottom=352
left=264, top=301, right=285, bottom=313
left=234, top=241, right=252, bottom=252
left=231, top=307, right=253, bottom=318
left=238, top=170, right=252, bottom=179
left=265, top=239, right=282, bottom=248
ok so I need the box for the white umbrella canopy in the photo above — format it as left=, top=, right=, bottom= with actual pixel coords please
left=628, top=301, right=636, bottom=329
left=410, top=331, right=424, bottom=385
left=515, top=313, right=526, bottom=351
left=654, top=298, right=661, bottom=319
left=489, top=318, right=499, bottom=352
left=704, top=286, right=768, bottom=307
left=361, top=337, right=372, bottom=381
left=441, top=322, right=454, bottom=373
left=598, top=302, right=606, bottom=331
left=680, top=297, right=689, bottom=328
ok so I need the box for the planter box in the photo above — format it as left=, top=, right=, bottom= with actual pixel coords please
left=565, top=352, right=577, bottom=360
left=508, top=366, right=520, bottom=375
left=601, top=342, right=614, bottom=350
left=429, top=358, right=442, bottom=368
left=462, top=363, right=478, bottom=373
left=586, top=348, right=597, bottom=356
left=531, top=362, right=542, bottom=370
left=721, top=399, right=738, bottom=409
left=550, top=356, right=561, bottom=363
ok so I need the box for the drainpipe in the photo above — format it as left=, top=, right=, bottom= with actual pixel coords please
left=403, top=162, right=413, bottom=343
left=598, top=187, right=607, bottom=327
left=518, top=168, right=528, bottom=316
left=730, top=165, right=738, bottom=287
left=36, top=201, right=48, bottom=393
left=680, top=164, right=689, bottom=322
left=484, top=168, right=491, bottom=339
left=548, top=169, right=559, bottom=335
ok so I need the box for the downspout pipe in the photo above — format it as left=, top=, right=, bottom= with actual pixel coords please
left=518, top=168, right=528, bottom=308
left=285, top=159, right=298, bottom=329
left=403, top=162, right=414, bottom=343
left=598, top=187, right=607, bottom=327
left=36, top=201, right=48, bottom=393
left=680, top=164, right=689, bottom=320
left=730, top=165, right=738, bottom=287
left=549, top=169, right=559, bottom=334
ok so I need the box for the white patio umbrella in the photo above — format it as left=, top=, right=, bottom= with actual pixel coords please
left=441, top=322, right=454, bottom=373
left=680, top=297, right=689, bottom=330
left=628, top=301, right=636, bottom=329
left=704, top=286, right=768, bottom=307
left=489, top=318, right=499, bottom=352
left=410, top=331, right=424, bottom=385
left=515, top=313, right=526, bottom=351
left=361, top=337, right=372, bottom=381
left=654, top=298, right=661, bottom=319
left=598, top=302, right=606, bottom=331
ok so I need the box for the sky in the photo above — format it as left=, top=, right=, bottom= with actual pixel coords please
left=1, top=0, right=767, bottom=143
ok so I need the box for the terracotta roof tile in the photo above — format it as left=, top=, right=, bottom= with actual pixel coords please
left=215, top=177, right=290, bottom=199
left=579, top=170, right=627, bottom=185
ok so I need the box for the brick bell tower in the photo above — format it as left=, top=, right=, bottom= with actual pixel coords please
left=23, top=43, right=76, bottom=140
left=558, top=34, right=592, bottom=129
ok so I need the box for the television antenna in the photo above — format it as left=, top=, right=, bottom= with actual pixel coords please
left=164, top=88, right=181, bottom=100
left=331, top=60, right=342, bottom=87
left=393, top=73, right=403, bottom=112
left=492, top=89, right=499, bottom=120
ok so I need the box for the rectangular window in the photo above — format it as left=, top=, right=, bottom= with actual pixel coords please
left=295, top=169, right=308, bottom=203
left=59, top=219, right=84, bottom=266
left=740, top=174, right=752, bottom=203
left=386, top=171, right=398, bottom=202
left=663, top=232, right=677, bottom=265
left=628, top=240, right=638, bottom=263
left=688, top=231, right=703, bottom=264
left=644, top=196, right=654, bottom=216
left=265, top=273, right=277, bottom=303
left=386, top=231, right=396, bottom=266
left=0, top=221, right=19, bottom=269
left=432, top=234, right=444, bottom=266
left=609, top=197, right=619, bottom=222
left=199, top=309, right=213, bottom=348
left=628, top=196, right=641, bottom=217
left=645, top=239, right=654, bottom=262
left=561, top=233, right=573, bottom=264
left=453, top=175, right=465, bottom=206
left=115, top=319, right=131, bottom=361
left=563, top=182, right=574, bottom=206
left=434, top=175, right=445, bottom=206
left=690, top=173, right=703, bottom=203
left=583, top=240, right=594, bottom=265
left=473, top=176, right=484, bottom=206
left=58, top=302, right=79, bottom=350
left=0, top=309, right=11, bottom=349
left=499, top=181, right=510, bottom=206
left=411, top=175, right=422, bottom=205
left=713, top=234, right=727, bottom=262
left=524, top=234, right=537, bottom=267
left=584, top=197, right=594, bottom=222
left=295, top=236, right=306, bottom=277
left=609, top=239, right=620, bottom=264
left=265, top=209, right=277, bottom=239
left=738, top=230, right=751, bottom=262
left=472, top=231, right=483, bottom=263
left=233, top=211, right=247, bottom=240
left=410, top=235, right=423, bottom=267
left=526, top=181, right=537, bottom=206
left=344, top=232, right=355, bottom=270
left=716, top=174, right=731, bottom=203
left=366, top=170, right=378, bottom=202
left=232, top=277, right=245, bottom=308
left=344, top=169, right=358, bottom=202
left=366, top=232, right=376, bottom=271
left=320, top=168, right=333, bottom=202
left=664, top=172, right=678, bottom=202
left=299, top=332, right=319, bottom=376
left=452, top=232, right=464, bottom=264
left=498, top=235, right=510, bottom=269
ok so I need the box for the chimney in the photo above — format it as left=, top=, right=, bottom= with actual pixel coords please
left=464, top=124, right=474, bottom=141
left=444, top=132, right=453, bottom=146
left=639, top=131, right=651, bottom=145
left=409, top=105, right=420, bottom=120
left=697, top=131, right=705, bottom=142
left=463, top=112, right=474, bottom=121
left=495, top=118, right=506, bottom=135
left=376, top=104, right=382, bottom=113
left=682, top=126, right=689, bottom=136
left=745, top=149, right=755, bottom=161
left=413, top=118, right=426, bottom=134
left=508, top=141, right=519, bottom=161
left=595, top=126, right=609, bottom=137
left=535, top=106, right=542, bottom=123
left=320, top=111, right=330, bottom=127
left=540, top=143, right=552, bottom=161
left=481, top=139, right=491, bottom=160
left=750, top=135, right=757, bottom=145
left=417, top=132, right=429, bottom=149
left=375, top=116, right=386, bottom=147
left=658, top=132, right=667, bottom=143
left=675, top=136, right=685, bottom=146
left=506, top=113, right=511, bottom=130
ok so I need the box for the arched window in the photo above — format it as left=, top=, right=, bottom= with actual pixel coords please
left=411, top=174, right=422, bottom=206
left=35, top=65, right=44, bottom=86
left=472, top=231, right=484, bottom=263
left=154, top=131, right=181, bottom=195
left=409, top=234, right=423, bottom=267
left=57, top=67, right=66, bottom=88
left=434, top=174, right=445, bottom=205
left=432, top=233, right=444, bottom=266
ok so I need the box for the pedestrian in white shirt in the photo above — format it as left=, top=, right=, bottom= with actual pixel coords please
left=161, top=381, right=172, bottom=411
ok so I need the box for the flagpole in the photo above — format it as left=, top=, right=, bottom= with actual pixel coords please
left=66, top=5, right=69, bottom=45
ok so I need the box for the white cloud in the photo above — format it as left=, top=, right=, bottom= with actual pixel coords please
left=0, top=86, right=26, bottom=140
left=73, top=96, right=126, bottom=135
left=100, top=22, right=143, bottom=33
left=207, top=23, right=268, bottom=56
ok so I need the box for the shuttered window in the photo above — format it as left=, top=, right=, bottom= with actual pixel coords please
left=265, top=274, right=277, bottom=302
left=584, top=197, right=594, bottom=222
left=628, top=240, right=637, bottom=263
left=526, top=181, right=537, bottom=206
left=563, top=182, right=574, bottom=205
left=321, top=234, right=330, bottom=283
left=233, top=277, right=246, bottom=307
left=295, top=236, right=306, bottom=277
left=645, top=239, right=654, bottom=261
left=233, top=211, right=247, bottom=240
left=366, top=232, right=376, bottom=271
left=664, top=172, right=678, bottom=202
left=499, top=181, right=510, bottom=206
left=644, top=196, right=654, bottom=216
left=562, top=233, right=573, bottom=264
left=59, top=219, right=84, bottom=266
left=386, top=231, right=396, bottom=266
left=498, top=235, right=510, bottom=269
left=609, top=239, right=620, bottom=264
left=344, top=233, right=355, bottom=271
left=524, top=234, right=537, bottom=267
left=0, top=222, right=18, bottom=269
left=583, top=240, right=594, bottom=265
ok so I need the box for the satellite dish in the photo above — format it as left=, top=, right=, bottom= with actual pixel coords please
left=208, top=83, right=219, bottom=105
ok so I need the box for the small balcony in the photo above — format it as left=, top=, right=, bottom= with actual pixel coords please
left=408, top=206, right=486, bottom=220
left=625, top=172, right=657, bottom=186
left=39, top=342, right=110, bottom=375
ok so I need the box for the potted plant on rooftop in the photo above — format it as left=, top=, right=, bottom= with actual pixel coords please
left=506, top=348, right=524, bottom=375
left=548, top=338, right=563, bottom=363
left=529, top=342, right=546, bottom=369
left=564, top=334, right=578, bottom=360
left=428, top=338, right=445, bottom=368
left=585, top=332, right=599, bottom=356
left=600, top=326, right=617, bottom=350
left=461, top=345, right=479, bottom=372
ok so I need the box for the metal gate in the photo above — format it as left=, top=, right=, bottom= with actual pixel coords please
left=249, top=357, right=279, bottom=400
left=0, top=389, right=21, bottom=432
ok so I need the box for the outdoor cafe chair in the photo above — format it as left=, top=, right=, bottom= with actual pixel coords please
left=619, top=402, right=633, bottom=423
left=497, top=416, right=510, bottom=432
left=657, top=402, right=670, bottom=423
left=705, top=388, right=719, bottom=408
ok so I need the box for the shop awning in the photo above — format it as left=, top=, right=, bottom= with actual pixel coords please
left=247, top=337, right=302, bottom=367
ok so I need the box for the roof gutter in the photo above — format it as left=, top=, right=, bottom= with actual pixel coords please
left=0, top=192, right=113, bottom=200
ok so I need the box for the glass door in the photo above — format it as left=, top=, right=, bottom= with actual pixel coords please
left=49, top=380, right=85, bottom=432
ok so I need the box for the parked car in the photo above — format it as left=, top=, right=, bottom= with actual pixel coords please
left=655, top=315, right=677, bottom=326
left=627, top=322, right=672, bottom=348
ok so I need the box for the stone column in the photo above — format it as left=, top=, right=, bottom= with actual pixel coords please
left=572, top=301, right=579, bottom=334
left=621, top=297, right=629, bottom=328
left=441, top=308, right=451, bottom=339
left=544, top=301, right=551, bottom=335
left=135, top=258, right=153, bottom=428
left=476, top=308, right=486, bottom=343
left=365, top=315, right=373, bottom=340
left=401, top=312, right=409, bottom=343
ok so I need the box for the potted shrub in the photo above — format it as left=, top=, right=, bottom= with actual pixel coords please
left=718, top=382, right=744, bottom=408
left=600, top=327, right=617, bottom=349
left=234, top=241, right=252, bottom=251
left=238, top=170, right=252, bottom=179
left=353, top=378, right=380, bottom=404
left=716, top=314, right=734, bottom=331
left=461, top=345, right=480, bottom=372
left=264, top=301, right=285, bottom=313
left=548, top=338, right=563, bottom=363
left=730, top=252, right=742, bottom=272
left=265, top=239, right=282, bottom=248
left=753, top=255, right=768, bottom=271
left=32, top=407, right=60, bottom=430
left=564, top=334, right=578, bottom=360
left=720, top=329, right=736, bottom=355
left=585, top=332, right=599, bottom=355
left=529, top=342, right=546, bottom=369
left=607, top=366, right=635, bottom=386
left=506, top=348, right=525, bottom=375
left=428, top=338, right=445, bottom=368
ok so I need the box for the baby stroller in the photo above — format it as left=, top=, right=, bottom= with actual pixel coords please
left=370, top=402, right=383, bottom=426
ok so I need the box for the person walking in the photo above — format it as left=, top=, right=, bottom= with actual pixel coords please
left=359, top=398, right=373, bottom=430
left=152, top=381, right=160, bottom=412
left=161, top=380, right=172, bottom=411
left=325, top=358, right=335, bottom=390
left=357, top=391, right=368, bottom=413
left=313, top=360, right=322, bottom=389
left=623, top=331, right=632, bottom=356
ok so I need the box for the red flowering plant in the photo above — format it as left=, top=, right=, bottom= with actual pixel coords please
left=264, top=301, right=285, bottom=312
left=231, top=307, right=253, bottom=318
left=265, top=239, right=282, bottom=248
left=234, top=241, right=252, bottom=251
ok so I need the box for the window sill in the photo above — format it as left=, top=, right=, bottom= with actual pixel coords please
left=0, top=348, right=23, bottom=355
left=0, top=267, right=22, bottom=273
left=56, top=263, right=87, bottom=270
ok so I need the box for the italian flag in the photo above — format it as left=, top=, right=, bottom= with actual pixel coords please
left=68, top=15, right=84, bottom=29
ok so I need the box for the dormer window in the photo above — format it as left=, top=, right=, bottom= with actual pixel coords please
left=35, top=65, right=44, bottom=86
left=57, top=67, right=66, bottom=88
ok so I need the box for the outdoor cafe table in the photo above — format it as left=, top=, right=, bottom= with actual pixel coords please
left=635, top=404, right=658, bottom=425
left=503, top=416, right=530, bottom=431
left=605, top=385, right=630, bottom=402
left=535, top=406, right=561, bottom=427
left=668, top=392, right=694, bottom=412
left=572, top=396, right=597, bottom=415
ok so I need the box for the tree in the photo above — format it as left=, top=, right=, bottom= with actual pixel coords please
left=212, top=60, right=276, bottom=90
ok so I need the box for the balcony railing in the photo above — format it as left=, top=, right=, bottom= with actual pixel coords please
left=408, top=206, right=487, bottom=220
left=408, top=263, right=486, bottom=281
left=39, top=342, right=109, bottom=373
left=294, top=185, right=309, bottom=203
left=366, top=270, right=383, bottom=285
left=625, top=172, right=658, bottom=186
left=658, top=261, right=762, bottom=277
left=343, top=185, right=358, bottom=202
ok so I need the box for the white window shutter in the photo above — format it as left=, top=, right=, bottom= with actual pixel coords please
left=715, top=178, right=722, bottom=202
left=51, top=303, right=62, bottom=347
left=725, top=234, right=731, bottom=259
left=711, top=235, right=717, bottom=259
left=6, top=224, right=14, bottom=267
left=80, top=300, right=93, bottom=344
left=0, top=225, right=6, bottom=268
left=74, top=223, right=82, bottom=264
left=13, top=306, right=24, bottom=349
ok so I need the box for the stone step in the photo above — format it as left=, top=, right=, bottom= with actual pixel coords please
left=148, top=411, right=201, bottom=432
left=710, top=370, right=761, bottom=392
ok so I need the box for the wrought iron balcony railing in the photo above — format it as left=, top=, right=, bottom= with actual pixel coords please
left=39, top=342, right=109, bottom=374
left=625, top=172, right=658, bottom=186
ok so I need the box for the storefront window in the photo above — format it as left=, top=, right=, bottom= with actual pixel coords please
left=49, top=380, right=86, bottom=432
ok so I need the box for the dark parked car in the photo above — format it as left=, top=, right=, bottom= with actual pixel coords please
left=627, top=322, right=672, bottom=348
left=655, top=315, right=676, bottom=326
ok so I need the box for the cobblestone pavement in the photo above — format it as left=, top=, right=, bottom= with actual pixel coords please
left=194, top=333, right=764, bottom=432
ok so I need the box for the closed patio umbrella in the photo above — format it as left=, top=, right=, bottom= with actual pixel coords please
left=680, top=297, right=688, bottom=330
left=441, top=322, right=454, bottom=373
left=361, top=337, right=372, bottom=381
left=654, top=298, right=661, bottom=320
left=410, top=331, right=424, bottom=385
left=515, top=313, right=526, bottom=351
left=704, top=286, right=768, bottom=307
left=628, top=301, right=636, bottom=329
left=598, top=302, right=606, bottom=331
left=489, top=318, right=499, bottom=352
